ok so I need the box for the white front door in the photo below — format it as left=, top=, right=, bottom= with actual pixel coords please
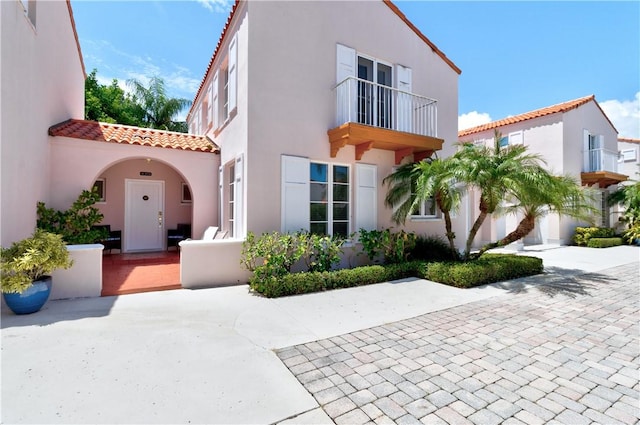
left=125, top=179, right=165, bottom=252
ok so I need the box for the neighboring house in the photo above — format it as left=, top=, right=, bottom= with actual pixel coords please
left=458, top=95, right=627, bottom=246
left=1, top=0, right=85, bottom=246
left=186, top=0, right=463, bottom=247
left=617, top=138, right=640, bottom=182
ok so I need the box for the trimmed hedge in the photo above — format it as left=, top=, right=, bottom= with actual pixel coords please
left=586, top=237, right=623, bottom=248
left=418, top=254, right=543, bottom=288
left=249, top=255, right=543, bottom=297
left=573, top=227, right=615, bottom=246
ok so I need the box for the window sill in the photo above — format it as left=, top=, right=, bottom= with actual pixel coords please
left=410, top=216, right=442, bottom=222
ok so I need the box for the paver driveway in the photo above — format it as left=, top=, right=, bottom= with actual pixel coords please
left=278, top=262, right=640, bottom=424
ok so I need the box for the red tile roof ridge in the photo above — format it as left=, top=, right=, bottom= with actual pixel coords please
left=458, top=95, right=620, bottom=138
left=618, top=137, right=640, bottom=144
left=187, top=0, right=241, bottom=121
left=49, top=119, right=219, bottom=153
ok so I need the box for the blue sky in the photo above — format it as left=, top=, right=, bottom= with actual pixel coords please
left=72, top=0, right=640, bottom=138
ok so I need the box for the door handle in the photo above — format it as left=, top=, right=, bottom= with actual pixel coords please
left=158, top=211, right=163, bottom=227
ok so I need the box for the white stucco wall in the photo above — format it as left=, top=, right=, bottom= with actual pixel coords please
left=617, top=140, right=640, bottom=183
left=49, top=137, right=219, bottom=243
left=1, top=1, right=85, bottom=246
left=244, top=1, right=461, bottom=244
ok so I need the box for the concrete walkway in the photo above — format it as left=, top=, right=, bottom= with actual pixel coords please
left=1, top=245, right=638, bottom=424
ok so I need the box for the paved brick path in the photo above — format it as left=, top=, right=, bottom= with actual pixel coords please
left=277, top=263, right=640, bottom=424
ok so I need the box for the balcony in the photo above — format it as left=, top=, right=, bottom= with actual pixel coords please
left=328, top=77, right=443, bottom=164
left=581, top=148, right=627, bottom=188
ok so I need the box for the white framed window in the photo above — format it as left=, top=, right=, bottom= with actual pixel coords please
left=310, top=162, right=350, bottom=237
left=194, top=104, right=201, bottom=134
left=411, top=197, right=440, bottom=219
left=93, top=178, right=106, bottom=203
left=222, top=63, right=229, bottom=121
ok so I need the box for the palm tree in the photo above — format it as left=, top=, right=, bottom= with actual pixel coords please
left=455, top=131, right=547, bottom=259
left=127, top=77, right=191, bottom=132
left=475, top=173, right=596, bottom=256
left=383, top=157, right=462, bottom=259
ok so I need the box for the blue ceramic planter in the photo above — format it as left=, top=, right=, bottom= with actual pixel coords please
left=3, top=276, right=52, bottom=315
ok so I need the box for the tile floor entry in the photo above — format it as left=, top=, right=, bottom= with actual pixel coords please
left=102, top=251, right=181, bottom=296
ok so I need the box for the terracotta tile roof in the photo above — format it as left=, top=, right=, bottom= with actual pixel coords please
left=188, top=0, right=461, bottom=119
left=48, top=119, right=219, bottom=153
left=619, top=137, right=640, bottom=144
left=459, top=95, right=618, bottom=138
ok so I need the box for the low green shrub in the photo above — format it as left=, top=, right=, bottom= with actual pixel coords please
left=623, top=222, right=640, bottom=245
left=586, top=237, right=623, bottom=248
left=250, top=261, right=424, bottom=298
left=572, top=227, right=615, bottom=246
left=249, top=255, right=542, bottom=297
left=418, top=254, right=543, bottom=288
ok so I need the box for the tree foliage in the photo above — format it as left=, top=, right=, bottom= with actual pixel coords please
left=384, top=130, right=595, bottom=260
left=84, top=69, right=191, bottom=133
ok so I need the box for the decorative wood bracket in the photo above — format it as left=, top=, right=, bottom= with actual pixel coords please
left=330, top=139, right=347, bottom=158
left=413, top=150, right=434, bottom=162
left=355, top=141, right=374, bottom=161
left=394, top=147, right=414, bottom=165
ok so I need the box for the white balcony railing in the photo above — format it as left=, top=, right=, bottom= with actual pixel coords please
left=584, top=148, right=619, bottom=173
left=335, top=77, right=438, bottom=137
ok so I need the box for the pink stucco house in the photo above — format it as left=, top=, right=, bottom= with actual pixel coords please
left=1, top=0, right=464, bottom=287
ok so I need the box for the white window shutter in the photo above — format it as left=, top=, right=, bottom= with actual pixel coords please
left=355, top=164, right=377, bottom=231
left=219, top=165, right=224, bottom=226
left=234, top=154, right=244, bottom=238
left=509, top=131, right=523, bottom=145
left=336, top=44, right=356, bottom=125
left=228, top=34, right=238, bottom=113
left=212, top=71, right=219, bottom=129
left=395, top=64, right=412, bottom=132
left=336, top=43, right=356, bottom=84
left=281, top=155, right=310, bottom=233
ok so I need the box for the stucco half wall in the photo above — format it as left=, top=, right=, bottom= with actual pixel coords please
left=49, top=137, right=219, bottom=240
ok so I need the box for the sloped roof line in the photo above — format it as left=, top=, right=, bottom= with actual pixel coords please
left=66, top=0, right=86, bottom=79
left=48, top=119, right=219, bottom=153
left=187, top=0, right=462, bottom=119
left=458, top=95, right=618, bottom=138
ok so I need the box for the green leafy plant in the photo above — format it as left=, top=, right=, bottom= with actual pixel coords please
left=623, top=222, right=640, bottom=245
left=240, top=231, right=307, bottom=280
left=586, top=237, right=623, bottom=248
left=301, top=232, right=345, bottom=272
left=358, top=228, right=417, bottom=264
left=1, top=229, right=73, bottom=294
left=572, top=227, right=615, bottom=246
left=37, top=189, right=107, bottom=244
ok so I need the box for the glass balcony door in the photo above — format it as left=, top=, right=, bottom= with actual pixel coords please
left=357, top=56, right=393, bottom=129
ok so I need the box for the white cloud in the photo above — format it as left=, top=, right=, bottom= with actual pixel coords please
left=196, top=0, right=232, bottom=13
left=458, top=111, right=492, bottom=131
left=600, top=92, right=640, bottom=139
